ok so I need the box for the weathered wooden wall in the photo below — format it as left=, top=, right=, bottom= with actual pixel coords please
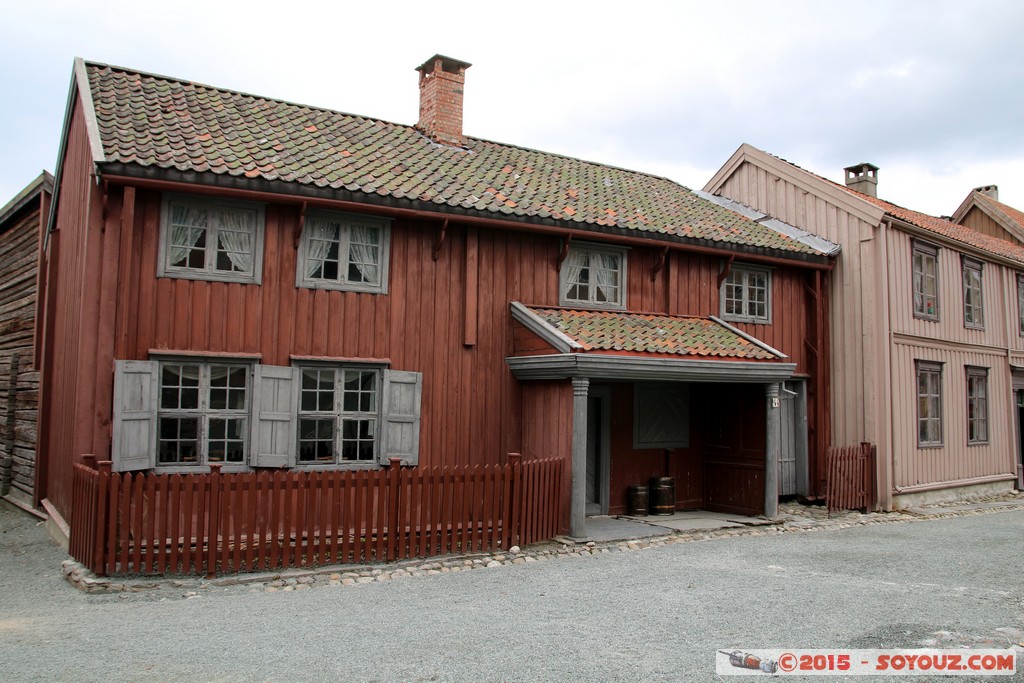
left=604, top=382, right=704, bottom=514
left=43, top=101, right=825, bottom=526
left=0, top=184, right=45, bottom=508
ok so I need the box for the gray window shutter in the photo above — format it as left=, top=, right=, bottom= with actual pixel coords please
left=250, top=364, right=299, bottom=468
left=381, top=370, right=422, bottom=466
left=111, top=360, right=159, bottom=472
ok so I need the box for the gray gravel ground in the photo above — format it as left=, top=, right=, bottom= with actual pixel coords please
left=1, top=506, right=1022, bottom=682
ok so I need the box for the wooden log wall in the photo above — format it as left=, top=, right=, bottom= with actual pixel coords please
left=0, top=190, right=43, bottom=509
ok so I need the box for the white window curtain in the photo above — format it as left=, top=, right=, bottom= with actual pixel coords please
left=305, top=219, right=339, bottom=279
left=170, top=204, right=208, bottom=266
left=348, top=226, right=380, bottom=283
left=216, top=209, right=255, bottom=273
left=564, top=249, right=586, bottom=296
left=592, top=252, right=619, bottom=302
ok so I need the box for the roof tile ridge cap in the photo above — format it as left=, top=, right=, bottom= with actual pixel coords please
left=83, top=59, right=415, bottom=132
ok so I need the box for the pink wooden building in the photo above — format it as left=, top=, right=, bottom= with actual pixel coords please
left=707, top=145, right=1024, bottom=507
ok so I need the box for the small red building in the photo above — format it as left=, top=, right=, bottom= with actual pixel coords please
left=40, top=55, right=836, bottom=551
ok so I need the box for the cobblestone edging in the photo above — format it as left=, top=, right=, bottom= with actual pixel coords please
left=61, top=494, right=1024, bottom=596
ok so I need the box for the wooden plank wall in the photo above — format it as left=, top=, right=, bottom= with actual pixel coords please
left=43, top=100, right=111, bottom=517
left=889, top=341, right=1013, bottom=489
left=46, top=121, right=823, bottom=525
left=718, top=162, right=870, bottom=449
left=959, top=206, right=1021, bottom=245
left=0, top=197, right=42, bottom=508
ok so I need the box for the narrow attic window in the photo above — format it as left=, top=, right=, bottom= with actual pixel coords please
left=297, top=210, right=391, bottom=293
left=559, top=244, right=627, bottom=310
left=159, top=194, right=265, bottom=284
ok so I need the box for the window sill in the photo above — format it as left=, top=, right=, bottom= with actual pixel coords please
left=157, top=270, right=261, bottom=286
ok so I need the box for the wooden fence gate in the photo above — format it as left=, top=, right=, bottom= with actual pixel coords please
left=826, top=442, right=876, bottom=514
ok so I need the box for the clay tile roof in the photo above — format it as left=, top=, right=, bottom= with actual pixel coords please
left=82, top=61, right=827, bottom=259
left=525, top=306, right=780, bottom=360
left=844, top=187, right=1024, bottom=266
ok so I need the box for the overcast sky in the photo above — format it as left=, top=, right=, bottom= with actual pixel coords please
left=2, top=0, right=1023, bottom=218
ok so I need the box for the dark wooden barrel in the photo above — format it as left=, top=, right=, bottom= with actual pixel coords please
left=649, top=476, right=675, bottom=515
left=628, top=485, right=649, bottom=516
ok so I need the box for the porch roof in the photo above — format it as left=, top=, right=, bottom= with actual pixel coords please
left=512, top=303, right=784, bottom=360
left=508, top=302, right=796, bottom=383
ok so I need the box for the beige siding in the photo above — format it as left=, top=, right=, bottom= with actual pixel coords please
left=890, top=340, right=1014, bottom=490
left=717, top=162, right=878, bottom=447
left=886, top=230, right=1010, bottom=345
left=960, top=206, right=1021, bottom=245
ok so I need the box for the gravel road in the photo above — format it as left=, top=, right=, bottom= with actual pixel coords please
left=1, top=506, right=1021, bottom=682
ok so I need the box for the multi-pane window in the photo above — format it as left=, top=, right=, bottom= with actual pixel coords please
left=916, top=361, right=942, bottom=447
left=297, top=211, right=390, bottom=293
left=297, top=367, right=380, bottom=465
left=559, top=245, right=627, bottom=309
left=721, top=265, right=771, bottom=324
left=158, top=363, right=249, bottom=466
left=966, top=367, right=989, bottom=445
left=160, top=195, right=264, bottom=283
left=912, top=241, right=939, bottom=320
left=962, top=257, right=984, bottom=329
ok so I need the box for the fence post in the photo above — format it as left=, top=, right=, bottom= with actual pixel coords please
left=206, top=464, right=223, bottom=579
left=92, top=459, right=111, bottom=576
left=388, top=458, right=402, bottom=561
left=508, top=453, right=522, bottom=548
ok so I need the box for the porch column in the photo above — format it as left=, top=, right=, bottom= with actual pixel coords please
left=570, top=377, right=590, bottom=539
left=764, top=382, right=781, bottom=518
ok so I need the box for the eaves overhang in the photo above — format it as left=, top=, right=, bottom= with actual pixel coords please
left=94, top=162, right=836, bottom=268
left=505, top=353, right=797, bottom=383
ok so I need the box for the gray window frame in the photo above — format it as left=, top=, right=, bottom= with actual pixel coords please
left=296, top=210, right=391, bottom=294
left=912, top=240, right=939, bottom=321
left=155, top=360, right=253, bottom=472
left=916, top=360, right=943, bottom=448
left=158, top=194, right=266, bottom=284
left=1016, top=274, right=1024, bottom=336
left=295, top=363, right=384, bottom=469
left=558, top=243, right=628, bottom=310
left=961, top=256, right=984, bottom=330
left=720, top=264, right=772, bottom=325
left=966, top=366, right=989, bottom=445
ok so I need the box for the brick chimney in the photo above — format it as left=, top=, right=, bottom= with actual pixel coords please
left=416, top=55, right=472, bottom=147
left=975, top=185, right=999, bottom=200
left=844, top=163, right=879, bottom=197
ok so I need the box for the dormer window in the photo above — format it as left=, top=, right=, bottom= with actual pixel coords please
left=559, top=244, right=627, bottom=309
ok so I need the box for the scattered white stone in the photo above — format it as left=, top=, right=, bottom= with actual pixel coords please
left=509, top=545, right=521, bottom=555
left=486, top=560, right=501, bottom=568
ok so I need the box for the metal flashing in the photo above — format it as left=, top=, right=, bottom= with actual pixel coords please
left=510, top=301, right=583, bottom=353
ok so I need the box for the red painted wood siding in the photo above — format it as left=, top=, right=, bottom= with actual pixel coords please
left=43, top=102, right=823, bottom=524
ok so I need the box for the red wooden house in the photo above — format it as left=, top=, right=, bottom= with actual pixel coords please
left=40, top=55, right=837, bottom=569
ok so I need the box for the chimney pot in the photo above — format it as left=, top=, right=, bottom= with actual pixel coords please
left=974, top=185, right=999, bottom=201
left=415, top=54, right=472, bottom=147
left=844, top=162, right=879, bottom=198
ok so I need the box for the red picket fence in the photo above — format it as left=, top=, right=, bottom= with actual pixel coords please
left=826, top=442, right=876, bottom=515
left=69, top=455, right=563, bottom=577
